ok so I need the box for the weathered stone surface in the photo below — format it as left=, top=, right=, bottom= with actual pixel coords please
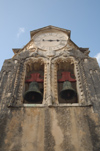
left=0, top=107, right=100, bottom=151
left=0, top=26, right=100, bottom=151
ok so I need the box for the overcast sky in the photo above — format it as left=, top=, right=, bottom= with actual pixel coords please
left=0, top=0, right=100, bottom=70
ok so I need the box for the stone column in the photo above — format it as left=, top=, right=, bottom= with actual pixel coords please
left=45, top=58, right=52, bottom=106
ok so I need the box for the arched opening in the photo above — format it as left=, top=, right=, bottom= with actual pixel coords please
left=57, top=60, right=78, bottom=103
left=23, top=61, right=44, bottom=104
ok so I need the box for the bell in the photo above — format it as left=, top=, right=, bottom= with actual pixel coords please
left=23, top=82, right=43, bottom=103
left=60, top=81, right=76, bottom=100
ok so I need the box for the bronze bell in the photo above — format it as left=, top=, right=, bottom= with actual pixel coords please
left=60, top=81, right=76, bottom=100
left=23, top=82, right=43, bottom=103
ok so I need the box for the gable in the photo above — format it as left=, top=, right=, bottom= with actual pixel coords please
left=12, top=26, right=89, bottom=57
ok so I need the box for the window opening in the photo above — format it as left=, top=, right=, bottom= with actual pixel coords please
left=23, top=62, right=44, bottom=104
left=57, top=61, right=78, bottom=103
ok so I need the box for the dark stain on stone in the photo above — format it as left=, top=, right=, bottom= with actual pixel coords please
left=11, top=110, right=22, bottom=151
left=3, top=109, right=23, bottom=151
left=44, top=107, right=55, bottom=151
left=0, top=113, right=8, bottom=150
left=55, top=107, right=75, bottom=151
left=0, top=73, right=8, bottom=101
left=86, top=115, right=100, bottom=151
left=11, top=144, right=22, bottom=151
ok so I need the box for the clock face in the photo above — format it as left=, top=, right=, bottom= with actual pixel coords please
left=33, top=31, right=68, bottom=51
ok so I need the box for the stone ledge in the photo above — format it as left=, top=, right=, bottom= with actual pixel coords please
left=8, top=103, right=92, bottom=108
left=51, top=103, right=92, bottom=107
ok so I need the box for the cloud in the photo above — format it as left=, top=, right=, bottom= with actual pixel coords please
left=95, top=53, right=100, bottom=65
left=17, top=27, right=25, bottom=38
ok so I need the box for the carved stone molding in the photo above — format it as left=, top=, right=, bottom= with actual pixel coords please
left=78, top=60, right=91, bottom=104
left=25, top=57, right=45, bottom=67
left=74, top=60, right=86, bottom=103
left=51, top=63, right=58, bottom=104
left=52, top=56, right=74, bottom=64
left=51, top=56, right=86, bottom=104
left=25, top=57, right=48, bottom=104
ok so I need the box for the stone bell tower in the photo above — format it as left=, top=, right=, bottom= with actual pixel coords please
left=0, top=25, right=100, bottom=151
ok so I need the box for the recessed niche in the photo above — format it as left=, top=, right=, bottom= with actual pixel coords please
left=57, top=60, right=78, bottom=103
left=23, top=62, right=44, bottom=104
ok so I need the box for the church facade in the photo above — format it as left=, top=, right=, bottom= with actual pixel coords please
left=0, top=26, right=100, bottom=151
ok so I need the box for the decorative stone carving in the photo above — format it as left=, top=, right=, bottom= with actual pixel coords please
left=1, top=26, right=100, bottom=108
left=1, top=26, right=100, bottom=151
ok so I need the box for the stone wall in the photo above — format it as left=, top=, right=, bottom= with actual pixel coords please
left=0, top=26, right=100, bottom=151
left=0, top=106, right=100, bottom=151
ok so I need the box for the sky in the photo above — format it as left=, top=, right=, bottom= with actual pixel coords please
left=0, top=0, right=100, bottom=70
